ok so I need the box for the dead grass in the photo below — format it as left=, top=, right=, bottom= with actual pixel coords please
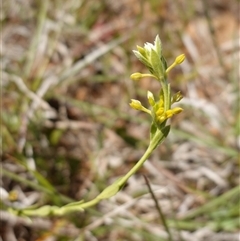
left=1, top=0, right=239, bottom=240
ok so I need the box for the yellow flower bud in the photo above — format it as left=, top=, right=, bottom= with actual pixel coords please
left=147, top=91, right=155, bottom=106
left=175, top=54, right=185, bottom=65
left=165, top=110, right=173, bottom=118
left=157, top=114, right=167, bottom=123
left=130, top=99, right=152, bottom=114
left=158, top=99, right=164, bottom=108
left=156, top=107, right=183, bottom=124
left=172, top=107, right=183, bottom=114
left=130, top=72, right=143, bottom=81
left=156, top=107, right=164, bottom=116
left=165, top=107, right=183, bottom=118
left=129, top=99, right=143, bottom=110
left=166, top=54, right=185, bottom=74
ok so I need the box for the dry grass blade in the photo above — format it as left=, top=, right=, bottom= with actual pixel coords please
left=143, top=175, right=174, bottom=241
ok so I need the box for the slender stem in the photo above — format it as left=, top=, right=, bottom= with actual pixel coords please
left=58, top=198, right=100, bottom=214
left=118, top=146, right=153, bottom=186
left=160, top=79, right=170, bottom=112
left=167, top=84, right=171, bottom=109
left=118, top=129, right=162, bottom=187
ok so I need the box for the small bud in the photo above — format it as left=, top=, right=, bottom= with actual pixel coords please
left=129, top=99, right=143, bottom=110
left=166, top=54, right=185, bottom=74
left=156, top=107, right=183, bottom=124
left=147, top=91, right=155, bottom=106
left=175, top=54, right=185, bottom=65
left=172, top=107, right=183, bottom=114
left=172, top=91, right=183, bottom=103
left=154, top=35, right=162, bottom=56
left=130, top=72, right=143, bottom=81
left=157, top=113, right=167, bottom=123
left=165, top=110, right=174, bottom=118
left=137, top=45, right=146, bottom=56
left=130, top=99, right=152, bottom=114
left=156, top=91, right=164, bottom=108
left=166, top=107, right=183, bottom=118
left=156, top=107, right=164, bottom=116
left=144, top=42, right=154, bottom=56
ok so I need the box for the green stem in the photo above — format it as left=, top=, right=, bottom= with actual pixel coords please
left=118, top=129, right=163, bottom=187
left=57, top=198, right=100, bottom=215
left=118, top=147, right=153, bottom=186
left=160, top=79, right=171, bottom=112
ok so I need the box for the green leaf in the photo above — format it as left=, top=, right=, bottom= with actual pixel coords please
left=32, top=170, right=56, bottom=192
left=62, top=199, right=85, bottom=207
left=161, top=125, right=171, bottom=138
left=156, top=119, right=167, bottom=130
left=154, top=35, right=162, bottom=57
left=150, top=122, right=158, bottom=140
left=112, top=176, right=127, bottom=190
left=97, top=182, right=121, bottom=200
left=20, top=205, right=59, bottom=217
left=137, top=45, right=147, bottom=58
left=150, top=125, right=171, bottom=151
left=161, top=55, right=168, bottom=70
left=133, top=50, right=152, bottom=69
left=150, top=49, right=164, bottom=79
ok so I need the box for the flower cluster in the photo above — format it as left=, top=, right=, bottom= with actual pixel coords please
left=130, top=35, right=185, bottom=130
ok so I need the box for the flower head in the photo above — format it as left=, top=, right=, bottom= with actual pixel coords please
left=130, top=35, right=184, bottom=131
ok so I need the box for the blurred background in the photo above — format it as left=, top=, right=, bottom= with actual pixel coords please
left=1, top=0, right=239, bottom=240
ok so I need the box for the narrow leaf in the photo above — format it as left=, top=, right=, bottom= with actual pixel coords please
left=97, top=183, right=121, bottom=200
